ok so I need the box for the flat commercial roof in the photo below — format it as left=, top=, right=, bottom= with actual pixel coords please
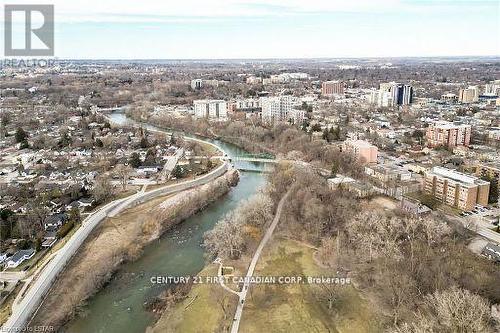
left=430, top=166, right=479, bottom=185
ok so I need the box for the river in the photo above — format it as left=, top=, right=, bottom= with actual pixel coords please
left=63, top=112, right=266, bottom=333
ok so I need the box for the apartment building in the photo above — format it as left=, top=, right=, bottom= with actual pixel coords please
left=233, top=98, right=260, bottom=111
left=193, top=100, right=228, bottom=120
left=342, top=139, right=378, bottom=164
left=260, top=96, right=304, bottom=124
left=476, top=163, right=500, bottom=202
left=424, top=166, right=490, bottom=211
left=368, top=89, right=392, bottom=107
left=425, top=121, right=471, bottom=149
left=485, top=80, right=500, bottom=96
left=321, top=80, right=346, bottom=96
left=369, top=82, right=413, bottom=107
left=190, top=79, right=221, bottom=90
left=458, top=86, right=479, bottom=103
left=227, top=98, right=261, bottom=118
left=190, top=79, right=203, bottom=90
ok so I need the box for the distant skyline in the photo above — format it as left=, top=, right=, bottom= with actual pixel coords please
left=1, top=0, right=499, bottom=59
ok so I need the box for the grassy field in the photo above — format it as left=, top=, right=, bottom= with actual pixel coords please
left=149, top=264, right=238, bottom=333
left=239, top=238, right=383, bottom=333
left=151, top=237, right=383, bottom=333
left=0, top=282, right=23, bottom=326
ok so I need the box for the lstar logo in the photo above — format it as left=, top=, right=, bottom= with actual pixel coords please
left=4, top=4, right=54, bottom=56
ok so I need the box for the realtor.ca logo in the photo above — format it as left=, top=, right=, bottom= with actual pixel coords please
left=4, top=4, right=54, bottom=56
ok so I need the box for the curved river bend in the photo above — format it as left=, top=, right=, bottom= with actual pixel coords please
left=64, top=112, right=266, bottom=333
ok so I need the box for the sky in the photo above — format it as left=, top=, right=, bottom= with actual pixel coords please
left=1, top=0, right=499, bottom=59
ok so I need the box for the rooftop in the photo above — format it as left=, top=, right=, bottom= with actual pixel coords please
left=343, top=139, right=376, bottom=149
left=428, top=166, right=489, bottom=187
left=431, top=120, right=471, bottom=130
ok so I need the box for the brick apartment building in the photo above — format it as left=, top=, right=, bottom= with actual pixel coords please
left=321, top=80, right=346, bottom=96
left=476, top=163, right=500, bottom=203
left=424, top=166, right=490, bottom=211
left=342, top=139, right=378, bottom=164
left=426, top=121, right=471, bottom=149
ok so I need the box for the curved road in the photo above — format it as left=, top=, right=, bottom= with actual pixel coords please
left=2, top=120, right=230, bottom=332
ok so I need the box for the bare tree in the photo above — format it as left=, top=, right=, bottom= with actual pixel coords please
left=394, top=287, right=494, bottom=333
left=114, top=164, right=133, bottom=191
left=346, top=211, right=399, bottom=261
left=425, top=287, right=492, bottom=333
left=237, top=193, right=273, bottom=227
left=25, top=197, right=50, bottom=236
left=203, top=212, right=245, bottom=259
left=91, top=175, right=115, bottom=203
left=313, top=283, right=338, bottom=311
left=420, top=217, right=450, bottom=250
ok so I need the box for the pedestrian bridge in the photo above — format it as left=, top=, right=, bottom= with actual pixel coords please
left=230, top=153, right=277, bottom=164
left=231, top=156, right=277, bottom=163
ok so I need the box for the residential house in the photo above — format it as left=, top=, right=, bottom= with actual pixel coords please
left=44, top=213, right=66, bottom=231
left=6, top=249, right=35, bottom=268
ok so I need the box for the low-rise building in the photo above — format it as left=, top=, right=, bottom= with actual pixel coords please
left=327, top=175, right=356, bottom=190
left=246, top=76, right=262, bottom=85
left=6, top=249, right=35, bottom=268
left=137, top=165, right=162, bottom=176
left=400, top=196, right=432, bottom=216
left=441, top=93, right=458, bottom=103
left=365, top=164, right=412, bottom=183
left=328, top=175, right=375, bottom=198
left=403, top=163, right=429, bottom=174
left=44, top=213, right=65, bottom=231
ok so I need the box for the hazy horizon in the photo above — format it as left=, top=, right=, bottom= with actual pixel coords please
left=1, top=0, right=499, bottom=59
left=27, top=55, right=500, bottom=62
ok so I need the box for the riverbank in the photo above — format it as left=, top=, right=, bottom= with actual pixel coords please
left=123, top=110, right=274, bottom=156
left=30, top=170, right=239, bottom=330
left=148, top=237, right=382, bottom=333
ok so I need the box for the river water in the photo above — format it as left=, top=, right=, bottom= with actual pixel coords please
left=64, top=112, right=266, bottom=333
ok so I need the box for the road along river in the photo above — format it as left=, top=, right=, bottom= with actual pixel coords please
left=63, top=112, right=267, bottom=333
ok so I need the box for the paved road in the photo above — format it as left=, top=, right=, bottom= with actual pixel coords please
left=466, top=216, right=500, bottom=244
left=1, top=162, right=229, bottom=332
left=440, top=210, right=500, bottom=245
left=230, top=189, right=291, bottom=333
